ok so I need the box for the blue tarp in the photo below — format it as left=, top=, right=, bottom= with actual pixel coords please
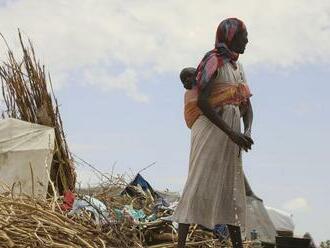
left=121, top=173, right=158, bottom=197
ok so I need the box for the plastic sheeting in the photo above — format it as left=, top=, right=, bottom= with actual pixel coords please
left=69, top=196, right=109, bottom=225
left=0, top=118, right=55, bottom=198
left=155, top=190, right=180, bottom=204
left=266, top=206, right=295, bottom=232
left=122, top=173, right=170, bottom=209
left=122, top=173, right=158, bottom=198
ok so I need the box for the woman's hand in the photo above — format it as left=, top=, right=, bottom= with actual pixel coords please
left=244, top=129, right=252, bottom=139
left=228, top=131, right=254, bottom=151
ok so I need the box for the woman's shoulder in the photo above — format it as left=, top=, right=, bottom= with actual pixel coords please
left=215, top=61, right=247, bottom=83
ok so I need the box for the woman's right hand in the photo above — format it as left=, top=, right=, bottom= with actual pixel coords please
left=228, top=131, right=254, bottom=151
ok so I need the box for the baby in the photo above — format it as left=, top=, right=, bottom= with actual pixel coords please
left=179, top=67, right=196, bottom=90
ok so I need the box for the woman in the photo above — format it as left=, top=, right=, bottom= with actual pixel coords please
left=173, top=18, right=254, bottom=248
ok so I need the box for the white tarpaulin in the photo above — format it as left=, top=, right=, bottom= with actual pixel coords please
left=0, top=118, right=55, bottom=198
left=266, top=206, right=295, bottom=232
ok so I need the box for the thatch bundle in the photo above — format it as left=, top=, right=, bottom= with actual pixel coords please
left=0, top=192, right=142, bottom=248
left=0, top=31, right=75, bottom=194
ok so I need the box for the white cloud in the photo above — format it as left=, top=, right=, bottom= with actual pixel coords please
left=82, top=66, right=148, bottom=102
left=283, top=197, right=311, bottom=212
left=0, top=0, right=329, bottom=100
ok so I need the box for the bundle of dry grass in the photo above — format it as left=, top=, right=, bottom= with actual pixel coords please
left=0, top=191, right=143, bottom=248
left=0, top=31, right=75, bottom=194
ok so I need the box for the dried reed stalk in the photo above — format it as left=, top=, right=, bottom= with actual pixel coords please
left=0, top=31, right=75, bottom=194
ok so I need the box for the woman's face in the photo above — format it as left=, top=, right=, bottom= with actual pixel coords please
left=229, top=29, right=248, bottom=54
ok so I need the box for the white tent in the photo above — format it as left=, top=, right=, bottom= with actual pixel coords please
left=265, top=207, right=295, bottom=233
left=245, top=196, right=277, bottom=243
left=0, top=118, right=55, bottom=198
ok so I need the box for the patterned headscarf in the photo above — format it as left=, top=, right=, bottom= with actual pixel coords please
left=195, top=18, right=246, bottom=90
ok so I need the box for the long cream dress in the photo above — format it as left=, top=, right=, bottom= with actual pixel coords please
left=172, top=62, right=248, bottom=230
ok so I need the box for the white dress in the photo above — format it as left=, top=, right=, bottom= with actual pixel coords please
left=172, top=62, right=248, bottom=230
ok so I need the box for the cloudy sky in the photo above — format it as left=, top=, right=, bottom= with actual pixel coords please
left=0, top=0, right=329, bottom=243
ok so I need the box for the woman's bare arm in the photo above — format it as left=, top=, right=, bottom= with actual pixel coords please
left=242, top=99, right=253, bottom=137
left=197, top=81, right=233, bottom=135
left=197, top=80, right=252, bottom=150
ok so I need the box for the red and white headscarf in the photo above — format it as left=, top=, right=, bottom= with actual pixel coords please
left=195, top=18, right=246, bottom=90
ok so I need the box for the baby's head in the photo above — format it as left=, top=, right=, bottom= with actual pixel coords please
left=180, top=67, right=196, bottom=90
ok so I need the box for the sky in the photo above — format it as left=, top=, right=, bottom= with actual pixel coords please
left=0, top=0, right=329, bottom=243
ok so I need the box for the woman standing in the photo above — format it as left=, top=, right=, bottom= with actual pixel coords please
left=173, top=18, right=254, bottom=248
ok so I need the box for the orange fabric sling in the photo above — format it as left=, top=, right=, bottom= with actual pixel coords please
left=184, top=83, right=252, bottom=128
